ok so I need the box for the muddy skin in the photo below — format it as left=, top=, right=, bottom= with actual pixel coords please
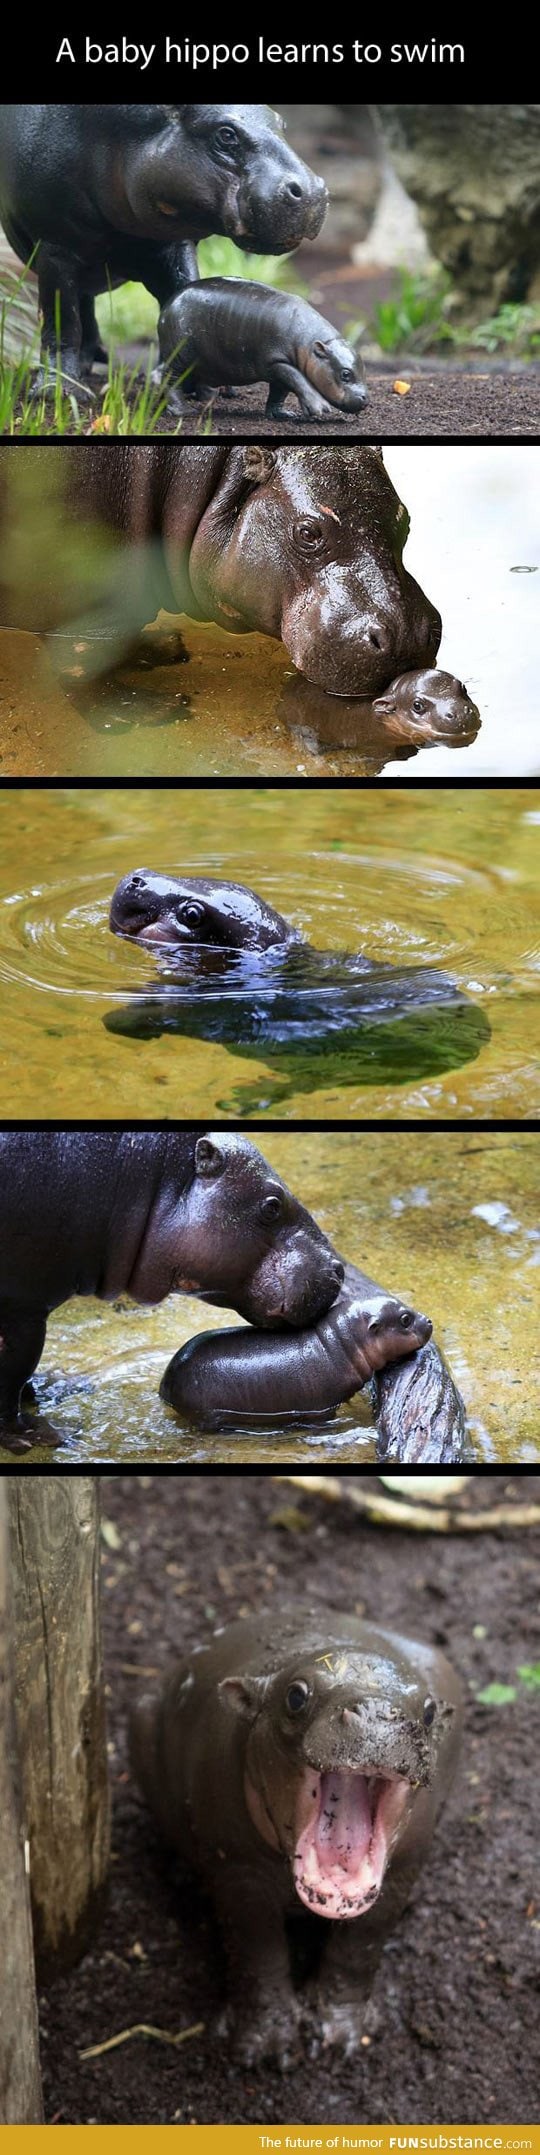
left=129, top=1607, right=462, bottom=2065
left=0, top=1130, right=342, bottom=1450
left=371, top=1335, right=475, bottom=1463
left=0, top=442, right=441, bottom=699
left=158, top=279, right=367, bottom=419
left=106, top=868, right=491, bottom=1102
left=373, top=669, right=480, bottom=743
left=0, top=106, right=326, bottom=383
left=160, top=1259, right=432, bottom=1432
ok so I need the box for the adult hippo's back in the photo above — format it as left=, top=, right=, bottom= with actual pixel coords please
left=0, top=442, right=442, bottom=697
left=0, top=105, right=327, bottom=379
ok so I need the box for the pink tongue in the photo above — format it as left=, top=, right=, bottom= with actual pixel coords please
left=315, top=1773, right=372, bottom=1873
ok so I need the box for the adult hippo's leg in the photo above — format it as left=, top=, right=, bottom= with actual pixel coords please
left=33, top=247, right=85, bottom=388
left=0, top=1304, right=58, bottom=1454
left=266, top=366, right=331, bottom=419
left=79, top=295, right=109, bottom=371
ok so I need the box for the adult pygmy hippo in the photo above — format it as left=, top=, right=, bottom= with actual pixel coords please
left=0, top=1131, right=342, bottom=1447
left=158, top=279, right=367, bottom=419
left=0, top=442, right=441, bottom=698
left=0, top=105, right=326, bottom=380
left=160, top=1260, right=432, bottom=1430
left=373, top=669, right=480, bottom=743
left=130, top=1607, right=461, bottom=2061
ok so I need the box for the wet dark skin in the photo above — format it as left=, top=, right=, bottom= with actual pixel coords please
left=160, top=1259, right=432, bottom=1431
left=0, top=105, right=327, bottom=383
left=0, top=1131, right=342, bottom=1451
left=158, top=279, right=368, bottom=419
left=0, top=442, right=441, bottom=699
left=129, top=1607, right=462, bottom=2064
left=106, top=869, right=491, bottom=1106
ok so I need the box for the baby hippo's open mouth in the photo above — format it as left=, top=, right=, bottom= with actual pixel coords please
left=293, top=1766, right=413, bottom=1920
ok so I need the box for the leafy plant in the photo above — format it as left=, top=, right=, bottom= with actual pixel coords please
left=370, top=269, right=453, bottom=353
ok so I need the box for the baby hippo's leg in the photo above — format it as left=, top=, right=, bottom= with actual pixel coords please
left=305, top=1914, right=388, bottom=2058
left=213, top=1864, right=301, bottom=2068
left=266, top=364, right=331, bottom=419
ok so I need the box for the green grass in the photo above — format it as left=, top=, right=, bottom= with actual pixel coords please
left=368, top=268, right=540, bottom=360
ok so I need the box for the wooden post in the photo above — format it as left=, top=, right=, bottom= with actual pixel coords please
left=0, top=1484, right=43, bottom=2123
left=7, top=1475, right=110, bottom=1980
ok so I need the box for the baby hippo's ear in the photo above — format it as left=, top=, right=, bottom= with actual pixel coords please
left=219, top=1674, right=267, bottom=1720
left=194, top=1136, right=226, bottom=1180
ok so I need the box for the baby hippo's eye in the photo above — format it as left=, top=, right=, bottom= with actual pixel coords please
left=340, top=366, right=356, bottom=382
left=423, top=1696, right=437, bottom=1728
left=412, top=698, right=428, bottom=716
left=286, top=1680, right=310, bottom=1715
left=399, top=1309, right=415, bottom=1329
left=181, top=903, right=205, bottom=928
left=293, top=518, right=325, bottom=551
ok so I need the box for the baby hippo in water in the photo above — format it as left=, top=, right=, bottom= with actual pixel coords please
left=158, top=278, right=367, bottom=419
left=373, top=670, right=480, bottom=743
left=160, top=1261, right=432, bottom=1431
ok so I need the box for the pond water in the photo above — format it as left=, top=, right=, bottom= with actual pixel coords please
left=0, top=786, right=538, bottom=1121
left=3, top=1130, right=537, bottom=1467
left=0, top=449, right=536, bottom=778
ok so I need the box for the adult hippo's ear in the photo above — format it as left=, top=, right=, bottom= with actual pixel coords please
left=242, top=447, right=276, bottom=487
left=194, top=1136, right=226, bottom=1179
left=219, top=1674, right=268, bottom=1719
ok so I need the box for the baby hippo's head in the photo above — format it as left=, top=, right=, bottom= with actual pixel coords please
left=303, top=324, right=368, bottom=411
left=373, top=670, right=480, bottom=742
left=362, top=1294, right=432, bottom=1373
left=110, top=869, right=294, bottom=953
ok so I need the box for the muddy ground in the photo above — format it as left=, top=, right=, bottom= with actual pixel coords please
left=39, top=1471, right=540, bottom=2125
left=131, top=370, right=539, bottom=439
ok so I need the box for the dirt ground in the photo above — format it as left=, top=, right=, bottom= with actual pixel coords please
left=138, top=366, right=539, bottom=439
left=38, top=1471, right=540, bottom=2125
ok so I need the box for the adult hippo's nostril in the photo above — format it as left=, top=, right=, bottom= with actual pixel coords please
left=285, top=180, right=304, bottom=201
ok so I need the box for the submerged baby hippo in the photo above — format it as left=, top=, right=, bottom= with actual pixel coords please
left=158, top=279, right=368, bottom=418
left=160, top=1260, right=431, bottom=1430
left=373, top=670, right=480, bottom=742
left=130, top=1607, right=462, bottom=2062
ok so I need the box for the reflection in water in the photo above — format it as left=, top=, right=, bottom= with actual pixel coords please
left=280, top=670, right=480, bottom=775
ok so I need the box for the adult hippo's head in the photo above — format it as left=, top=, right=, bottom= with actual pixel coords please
left=121, top=104, right=327, bottom=252
left=166, top=1134, right=344, bottom=1330
left=110, top=871, right=297, bottom=954
left=183, top=445, right=442, bottom=698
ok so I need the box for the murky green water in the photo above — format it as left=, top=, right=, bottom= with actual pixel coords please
left=0, top=449, right=536, bottom=778
left=3, top=1130, right=537, bottom=1467
left=0, top=786, right=538, bottom=1121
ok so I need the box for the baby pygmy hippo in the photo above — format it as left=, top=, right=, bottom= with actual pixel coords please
left=373, top=670, right=480, bottom=742
left=160, top=1260, right=431, bottom=1430
left=130, top=1607, right=462, bottom=2063
left=158, top=277, right=367, bottom=419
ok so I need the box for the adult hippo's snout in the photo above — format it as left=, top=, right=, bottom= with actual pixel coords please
left=231, top=135, right=328, bottom=253
left=282, top=568, right=442, bottom=698
left=209, top=1240, right=345, bottom=1332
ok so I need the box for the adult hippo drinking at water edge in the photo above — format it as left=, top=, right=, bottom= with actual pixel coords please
left=0, top=1130, right=343, bottom=1450
left=0, top=442, right=442, bottom=700
left=0, top=105, right=327, bottom=385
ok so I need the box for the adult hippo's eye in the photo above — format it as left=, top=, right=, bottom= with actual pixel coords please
left=293, top=518, right=325, bottom=552
left=286, top=1680, right=310, bottom=1715
left=215, top=125, right=239, bottom=151
left=262, top=1192, right=284, bottom=1222
left=423, top=1697, right=437, bottom=1728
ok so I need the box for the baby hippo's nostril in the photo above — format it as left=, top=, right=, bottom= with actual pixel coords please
left=284, top=179, right=303, bottom=201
